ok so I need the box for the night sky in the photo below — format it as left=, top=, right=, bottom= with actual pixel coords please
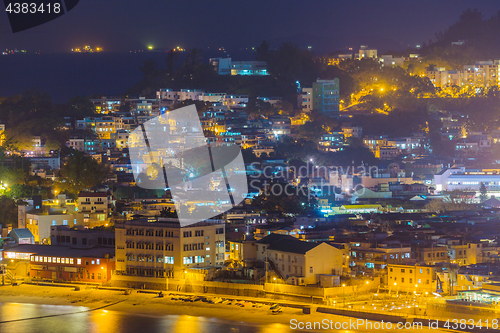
left=1, top=0, right=500, bottom=54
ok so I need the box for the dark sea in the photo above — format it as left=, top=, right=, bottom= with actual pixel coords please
left=0, top=50, right=255, bottom=103
left=0, top=52, right=171, bottom=103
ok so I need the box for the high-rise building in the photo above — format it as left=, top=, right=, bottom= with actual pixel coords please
left=312, top=79, right=340, bottom=116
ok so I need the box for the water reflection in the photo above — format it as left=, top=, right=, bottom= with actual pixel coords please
left=0, top=303, right=280, bottom=333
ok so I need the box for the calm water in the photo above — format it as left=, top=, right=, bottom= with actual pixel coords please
left=0, top=302, right=293, bottom=333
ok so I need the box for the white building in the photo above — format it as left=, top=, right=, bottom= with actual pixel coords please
left=380, top=55, right=405, bottom=67
left=434, top=167, right=500, bottom=194
left=359, top=45, right=377, bottom=59
left=300, top=88, right=313, bottom=112
left=256, top=234, right=343, bottom=285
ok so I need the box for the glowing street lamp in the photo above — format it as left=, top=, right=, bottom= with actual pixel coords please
left=342, top=284, right=346, bottom=308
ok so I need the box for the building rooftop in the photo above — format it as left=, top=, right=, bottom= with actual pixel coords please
left=4, top=244, right=114, bottom=258
left=267, top=237, right=323, bottom=254
left=10, top=228, right=34, bottom=239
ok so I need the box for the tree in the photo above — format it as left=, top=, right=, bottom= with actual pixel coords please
left=252, top=182, right=316, bottom=214
left=255, top=40, right=270, bottom=62
left=66, top=96, right=96, bottom=118
left=0, top=196, right=18, bottom=228
left=159, top=207, right=178, bottom=218
left=297, top=121, right=327, bottom=142
left=57, top=151, right=112, bottom=196
left=139, top=58, right=159, bottom=79
left=425, top=189, right=476, bottom=213
left=165, top=49, right=179, bottom=76
left=425, top=63, right=437, bottom=71
left=479, top=182, right=487, bottom=202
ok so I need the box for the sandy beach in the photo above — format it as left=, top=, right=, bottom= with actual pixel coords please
left=0, top=284, right=329, bottom=327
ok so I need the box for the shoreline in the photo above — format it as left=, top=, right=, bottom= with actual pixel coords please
left=0, top=285, right=321, bottom=327
left=0, top=284, right=472, bottom=332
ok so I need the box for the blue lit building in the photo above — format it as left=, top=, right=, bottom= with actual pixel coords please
left=312, top=78, right=340, bottom=117
left=209, top=58, right=269, bottom=76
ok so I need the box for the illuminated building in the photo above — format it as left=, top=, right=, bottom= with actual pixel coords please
left=426, top=60, right=500, bottom=89
left=115, top=218, right=225, bottom=278
left=387, top=264, right=436, bottom=292
left=209, top=58, right=269, bottom=76
left=20, top=195, right=83, bottom=244
left=91, top=97, right=121, bottom=114
left=157, top=89, right=205, bottom=105
left=341, top=125, right=362, bottom=138
left=255, top=234, right=344, bottom=285
left=412, top=246, right=449, bottom=265
left=210, top=57, right=231, bottom=75
left=349, top=242, right=411, bottom=276
left=3, top=244, right=114, bottom=283
left=0, top=123, right=4, bottom=146
left=77, top=190, right=113, bottom=228
left=318, top=132, right=344, bottom=152
left=434, top=167, right=500, bottom=193
left=268, top=115, right=291, bottom=136
left=66, top=135, right=101, bottom=153
left=380, top=54, right=404, bottom=67
left=312, top=79, right=340, bottom=117
left=358, top=45, right=377, bottom=59
left=9, top=228, right=35, bottom=245
left=300, top=87, right=313, bottom=112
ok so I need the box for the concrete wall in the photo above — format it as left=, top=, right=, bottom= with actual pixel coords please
left=317, top=307, right=405, bottom=323
left=110, top=276, right=378, bottom=303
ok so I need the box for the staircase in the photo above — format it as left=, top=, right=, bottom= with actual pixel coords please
left=267, top=259, right=284, bottom=280
left=3, top=270, right=23, bottom=285
left=4, top=270, right=15, bottom=284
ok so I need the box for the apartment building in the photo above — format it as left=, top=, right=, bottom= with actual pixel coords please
left=426, top=60, right=500, bottom=89
left=50, top=225, right=115, bottom=249
left=255, top=234, right=343, bottom=285
left=387, top=264, right=436, bottom=293
left=115, top=218, right=225, bottom=278
left=19, top=195, right=84, bottom=244
left=412, top=245, right=449, bottom=265
left=312, top=79, right=340, bottom=117
left=349, top=242, right=412, bottom=276
left=77, top=190, right=113, bottom=228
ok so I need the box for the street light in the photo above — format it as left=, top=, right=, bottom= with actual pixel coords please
left=342, top=284, right=346, bottom=308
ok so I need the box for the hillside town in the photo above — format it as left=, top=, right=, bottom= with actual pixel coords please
left=3, top=12, right=500, bottom=328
